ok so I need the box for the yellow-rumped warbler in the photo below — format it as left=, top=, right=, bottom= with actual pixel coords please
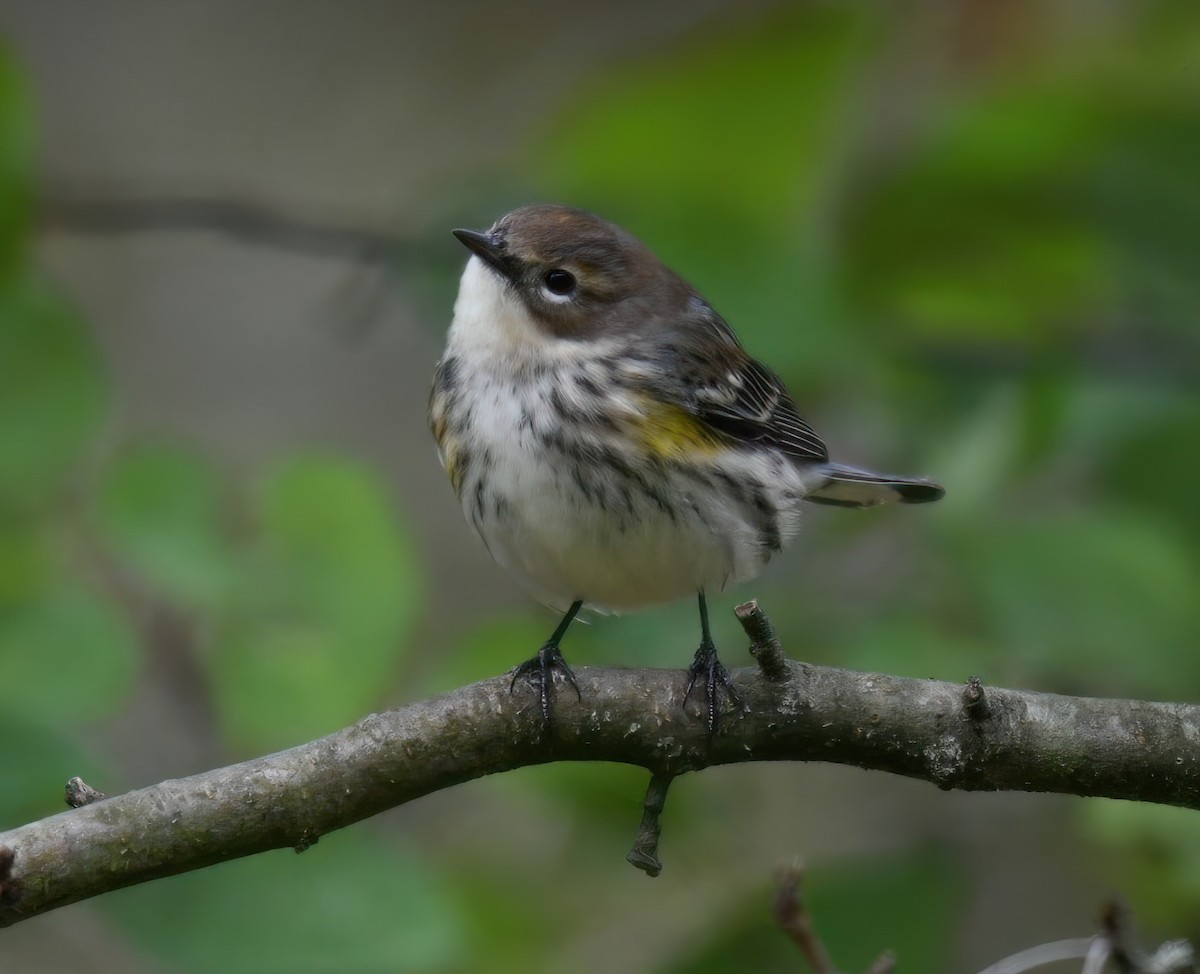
left=429, top=204, right=943, bottom=729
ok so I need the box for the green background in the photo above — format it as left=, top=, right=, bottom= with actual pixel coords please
left=2, top=3, right=1198, bottom=971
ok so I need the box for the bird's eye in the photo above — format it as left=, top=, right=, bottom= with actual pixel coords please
left=543, top=269, right=576, bottom=296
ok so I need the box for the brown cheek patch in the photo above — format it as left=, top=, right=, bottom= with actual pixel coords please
left=529, top=300, right=594, bottom=340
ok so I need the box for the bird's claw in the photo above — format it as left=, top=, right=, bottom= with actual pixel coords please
left=684, top=640, right=743, bottom=733
left=510, top=643, right=581, bottom=734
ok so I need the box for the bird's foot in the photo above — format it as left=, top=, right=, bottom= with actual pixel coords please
left=684, top=640, right=743, bottom=733
left=510, top=643, right=581, bottom=734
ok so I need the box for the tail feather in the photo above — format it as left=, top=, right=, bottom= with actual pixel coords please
left=805, top=463, right=944, bottom=509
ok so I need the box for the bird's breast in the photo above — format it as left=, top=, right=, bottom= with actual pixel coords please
left=433, top=334, right=809, bottom=611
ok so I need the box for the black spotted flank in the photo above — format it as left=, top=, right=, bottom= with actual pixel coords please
left=576, top=373, right=601, bottom=397
left=435, top=355, right=460, bottom=396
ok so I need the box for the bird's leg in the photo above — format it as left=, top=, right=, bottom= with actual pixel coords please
left=684, top=590, right=743, bottom=732
left=510, top=599, right=584, bottom=731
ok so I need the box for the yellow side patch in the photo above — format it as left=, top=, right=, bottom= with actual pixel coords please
left=432, top=423, right=465, bottom=497
left=629, top=396, right=725, bottom=461
left=446, top=451, right=462, bottom=495
left=430, top=413, right=447, bottom=446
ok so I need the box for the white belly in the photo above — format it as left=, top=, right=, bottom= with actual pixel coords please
left=450, top=367, right=806, bottom=612
left=480, top=456, right=741, bottom=611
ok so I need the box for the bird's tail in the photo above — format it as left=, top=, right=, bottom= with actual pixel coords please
left=804, top=463, right=945, bottom=509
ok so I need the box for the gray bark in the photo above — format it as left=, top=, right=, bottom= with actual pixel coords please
left=3, top=658, right=1199, bottom=927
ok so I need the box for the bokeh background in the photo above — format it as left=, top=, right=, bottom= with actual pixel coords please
left=2, top=2, right=1199, bottom=971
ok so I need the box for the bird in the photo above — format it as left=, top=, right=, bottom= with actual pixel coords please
left=429, top=203, right=943, bottom=731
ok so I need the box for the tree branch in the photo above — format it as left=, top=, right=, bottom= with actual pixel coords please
left=35, top=190, right=428, bottom=335
left=38, top=191, right=418, bottom=265
left=3, top=610, right=1199, bottom=927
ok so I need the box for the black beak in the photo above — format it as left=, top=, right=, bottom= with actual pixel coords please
left=452, top=227, right=514, bottom=280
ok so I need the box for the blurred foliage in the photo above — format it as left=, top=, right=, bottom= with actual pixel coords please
left=0, top=45, right=31, bottom=277
left=1, top=40, right=426, bottom=970
left=3, top=2, right=1200, bottom=971
left=533, top=4, right=870, bottom=383
left=102, top=830, right=466, bottom=973
left=207, top=455, right=421, bottom=752
left=1084, top=801, right=1200, bottom=931
left=666, top=851, right=964, bottom=973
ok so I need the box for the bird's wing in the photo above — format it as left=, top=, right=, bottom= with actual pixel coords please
left=688, top=355, right=829, bottom=463
left=656, top=299, right=830, bottom=465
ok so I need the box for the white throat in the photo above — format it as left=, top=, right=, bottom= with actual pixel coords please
left=447, top=255, right=622, bottom=367
left=448, top=256, right=547, bottom=355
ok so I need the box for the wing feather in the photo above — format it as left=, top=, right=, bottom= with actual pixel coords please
left=652, top=298, right=829, bottom=465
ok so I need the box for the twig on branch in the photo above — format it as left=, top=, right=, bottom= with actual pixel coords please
left=64, top=777, right=107, bottom=809
left=626, top=773, right=674, bottom=877
left=736, top=599, right=792, bottom=682
left=2, top=604, right=1200, bottom=927
left=962, top=675, right=990, bottom=720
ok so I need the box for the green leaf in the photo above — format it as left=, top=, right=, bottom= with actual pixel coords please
left=539, top=6, right=871, bottom=217
left=0, top=510, right=53, bottom=606
left=104, top=830, right=465, bottom=974
left=211, top=455, right=421, bottom=751
left=1100, top=401, right=1200, bottom=549
left=96, top=442, right=234, bottom=610
left=0, top=280, right=106, bottom=509
left=0, top=583, right=141, bottom=722
left=842, top=76, right=1111, bottom=343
